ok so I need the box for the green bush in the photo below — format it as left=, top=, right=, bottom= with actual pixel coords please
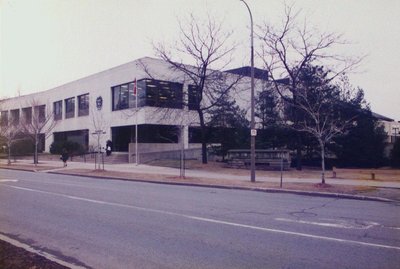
left=11, top=139, right=35, bottom=155
left=50, top=140, right=86, bottom=156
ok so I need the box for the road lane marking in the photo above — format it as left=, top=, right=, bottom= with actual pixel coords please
left=0, top=179, right=19, bottom=183
left=0, top=176, right=125, bottom=192
left=0, top=233, right=87, bottom=269
left=4, top=184, right=400, bottom=251
left=275, top=218, right=379, bottom=229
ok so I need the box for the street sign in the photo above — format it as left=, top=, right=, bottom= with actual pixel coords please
left=92, top=130, right=106, bottom=135
left=251, top=129, right=257, bottom=137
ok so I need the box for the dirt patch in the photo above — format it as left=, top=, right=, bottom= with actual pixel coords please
left=332, top=168, right=400, bottom=181
left=0, top=240, right=68, bottom=269
left=149, top=160, right=400, bottom=182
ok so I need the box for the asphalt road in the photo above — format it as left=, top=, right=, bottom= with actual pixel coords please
left=0, top=169, right=399, bottom=269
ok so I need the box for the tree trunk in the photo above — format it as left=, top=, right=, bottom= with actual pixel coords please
left=179, top=125, right=185, bottom=178
left=295, top=134, right=303, bottom=170
left=296, top=146, right=302, bottom=171
left=34, top=133, right=38, bottom=165
left=198, top=109, right=208, bottom=164
left=320, top=140, right=326, bottom=184
left=7, top=143, right=11, bottom=165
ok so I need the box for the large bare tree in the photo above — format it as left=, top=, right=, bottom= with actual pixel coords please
left=20, top=99, right=57, bottom=165
left=257, top=4, right=362, bottom=92
left=257, top=3, right=363, bottom=179
left=152, top=14, right=242, bottom=164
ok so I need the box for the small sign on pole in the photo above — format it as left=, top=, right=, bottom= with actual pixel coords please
left=251, top=129, right=257, bottom=137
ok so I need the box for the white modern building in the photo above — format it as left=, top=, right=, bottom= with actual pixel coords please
left=0, top=57, right=266, bottom=159
left=2, top=56, right=397, bottom=164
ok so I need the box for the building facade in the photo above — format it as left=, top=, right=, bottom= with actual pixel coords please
left=0, top=57, right=261, bottom=157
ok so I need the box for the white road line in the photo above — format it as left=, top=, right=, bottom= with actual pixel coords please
left=5, top=184, right=400, bottom=251
left=1, top=176, right=124, bottom=192
left=275, top=218, right=379, bottom=229
left=0, top=179, right=19, bottom=183
left=0, top=233, right=87, bottom=269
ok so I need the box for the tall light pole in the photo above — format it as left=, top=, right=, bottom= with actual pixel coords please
left=240, top=0, right=256, bottom=182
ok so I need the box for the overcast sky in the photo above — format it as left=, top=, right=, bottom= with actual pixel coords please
left=1, top=0, right=399, bottom=120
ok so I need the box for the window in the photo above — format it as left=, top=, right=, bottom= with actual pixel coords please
left=112, top=79, right=183, bottom=111
left=120, top=84, right=129, bottom=109
left=54, top=101, right=62, bottom=120
left=145, top=79, right=183, bottom=109
left=188, top=85, right=201, bottom=110
left=78, top=93, right=89, bottom=116
left=1, top=111, right=8, bottom=126
left=65, top=97, right=75, bottom=118
left=112, top=80, right=146, bottom=111
left=34, top=105, right=46, bottom=123
left=22, top=107, right=32, bottom=124
left=10, top=109, right=20, bottom=125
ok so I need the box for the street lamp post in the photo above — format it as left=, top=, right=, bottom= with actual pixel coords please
left=240, top=0, right=256, bottom=182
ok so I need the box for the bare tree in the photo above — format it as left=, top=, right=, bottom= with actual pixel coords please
left=90, top=107, right=109, bottom=170
left=257, top=3, right=363, bottom=175
left=0, top=120, right=21, bottom=165
left=152, top=13, right=242, bottom=164
left=285, top=65, right=357, bottom=184
left=20, top=99, right=57, bottom=165
left=257, top=3, right=363, bottom=93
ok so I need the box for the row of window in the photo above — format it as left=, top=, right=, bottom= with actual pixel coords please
left=1, top=79, right=200, bottom=126
left=112, top=79, right=200, bottom=111
left=54, top=93, right=89, bottom=120
left=1, top=105, right=46, bottom=126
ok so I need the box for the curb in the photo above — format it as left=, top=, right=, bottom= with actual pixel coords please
left=1, top=165, right=398, bottom=203
left=47, top=171, right=398, bottom=203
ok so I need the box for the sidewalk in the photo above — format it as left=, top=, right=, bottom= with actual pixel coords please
left=1, top=158, right=399, bottom=202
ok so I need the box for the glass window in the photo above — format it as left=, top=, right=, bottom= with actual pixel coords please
left=112, top=85, right=121, bottom=111
left=188, top=85, right=201, bottom=110
left=112, top=79, right=182, bottom=111
left=34, top=105, right=46, bottom=123
left=1, top=111, right=8, bottom=126
left=78, top=93, right=89, bottom=116
left=145, top=80, right=157, bottom=107
left=10, top=109, right=20, bottom=125
left=112, top=80, right=146, bottom=111
left=128, top=82, right=136, bottom=108
left=65, top=97, right=75, bottom=118
left=144, top=79, right=183, bottom=109
left=22, top=107, right=32, bottom=124
left=54, top=100, right=62, bottom=120
left=120, top=84, right=129, bottom=109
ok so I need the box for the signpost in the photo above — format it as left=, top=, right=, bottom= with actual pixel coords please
left=92, top=129, right=106, bottom=170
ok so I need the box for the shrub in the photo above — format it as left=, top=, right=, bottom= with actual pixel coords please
left=11, top=139, right=35, bottom=155
left=50, top=140, right=85, bottom=156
